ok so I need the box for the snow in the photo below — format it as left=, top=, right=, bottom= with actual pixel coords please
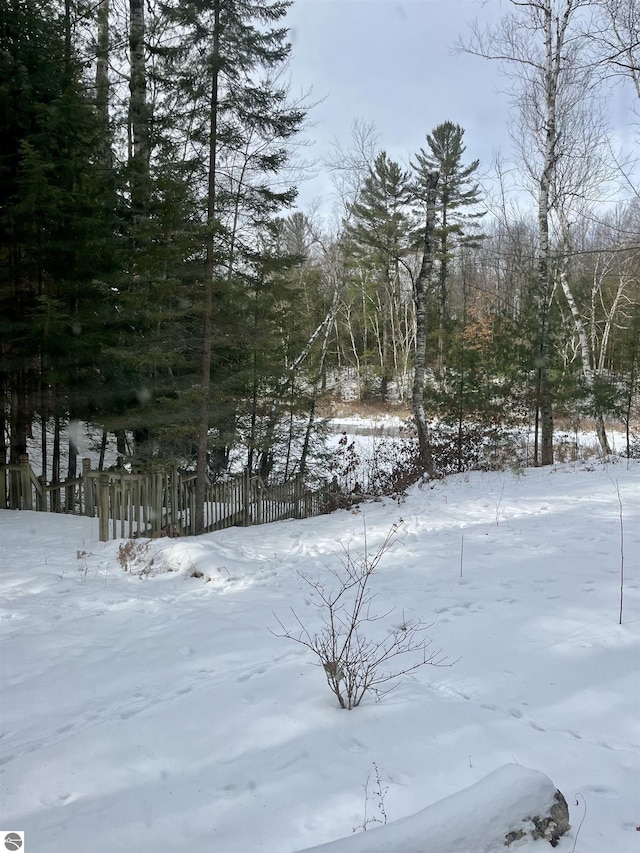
left=1, top=458, right=639, bottom=853
left=297, top=764, right=561, bottom=852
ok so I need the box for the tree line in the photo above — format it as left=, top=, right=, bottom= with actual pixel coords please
left=1, top=0, right=638, bottom=530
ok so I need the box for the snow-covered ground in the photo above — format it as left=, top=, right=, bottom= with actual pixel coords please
left=1, top=459, right=639, bottom=852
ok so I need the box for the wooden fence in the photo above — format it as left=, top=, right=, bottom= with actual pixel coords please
left=0, top=455, right=327, bottom=541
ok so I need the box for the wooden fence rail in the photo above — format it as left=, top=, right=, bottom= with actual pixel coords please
left=0, top=455, right=328, bottom=541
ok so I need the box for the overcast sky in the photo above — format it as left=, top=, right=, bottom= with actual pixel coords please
left=284, top=0, right=637, bottom=215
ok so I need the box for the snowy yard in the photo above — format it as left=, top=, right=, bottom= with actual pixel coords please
left=0, top=459, right=639, bottom=852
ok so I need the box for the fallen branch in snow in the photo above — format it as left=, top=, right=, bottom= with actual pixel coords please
left=295, top=764, right=571, bottom=852
left=272, top=522, right=455, bottom=709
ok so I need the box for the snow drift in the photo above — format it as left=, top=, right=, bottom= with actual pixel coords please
left=295, top=764, right=569, bottom=852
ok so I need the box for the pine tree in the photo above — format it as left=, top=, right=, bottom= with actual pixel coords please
left=413, top=122, right=484, bottom=377
left=0, top=0, right=119, bottom=475
left=154, top=0, right=306, bottom=530
left=345, top=152, right=412, bottom=398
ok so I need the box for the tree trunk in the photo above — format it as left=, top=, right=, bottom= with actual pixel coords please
left=558, top=261, right=610, bottom=455
left=115, top=428, right=127, bottom=466
left=98, top=429, right=107, bottom=471
left=67, top=419, right=78, bottom=511
left=195, top=0, right=221, bottom=535
left=436, top=222, right=448, bottom=379
left=300, top=282, right=341, bottom=478
left=67, top=420, right=78, bottom=479
left=52, top=415, right=61, bottom=511
left=96, top=0, right=112, bottom=174
left=129, top=0, right=149, bottom=211
left=534, top=0, right=569, bottom=467
left=0, top=403, right=6, bottom=466
left=412, top=171, right=439, bottom=475
left=9, top=381, right=29, bottom=466
left=40, top=409, right=48, bottom=482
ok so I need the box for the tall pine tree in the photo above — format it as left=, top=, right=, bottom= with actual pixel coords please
left=0, top=0, right=118, bottom=477
left=413, top=122, right=484, bottom=377
left=155, top=0, right=305, bottom=530
left=345, top=152, right=412, bottom=398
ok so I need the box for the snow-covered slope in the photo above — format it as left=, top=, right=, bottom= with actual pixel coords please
left=1, top=459, right=638, bottom=852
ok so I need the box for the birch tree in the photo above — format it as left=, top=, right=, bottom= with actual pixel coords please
left=590, top=0, right=640, bottom=103
left=410, top=165, right=439, bottom=474
left=562, top=202, right=639, bottom=454
left=551, top=78, right=619, bottom=454
left=463, top=0, right=594, bottom=465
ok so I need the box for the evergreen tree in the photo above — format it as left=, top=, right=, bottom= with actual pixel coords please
left=345, top=152, right=412, bottom=398
left=0, top=0, right=119, bottom=474
left=154, top=0, right=306, bottom=530
left=413, top=122, right=484, bottom=377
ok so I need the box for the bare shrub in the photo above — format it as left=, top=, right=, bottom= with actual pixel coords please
left=117, top=539, right=154, bottom=575
left=273, top=523, right=454, bottom=709
left=326, top=427, right=427, bottom=503
left=353, top=762, right=389, bottom=833
left=326, top=422, right=519, bottom=504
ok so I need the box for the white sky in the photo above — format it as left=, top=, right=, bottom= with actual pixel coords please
left=285, top=0, right=638, bottom=215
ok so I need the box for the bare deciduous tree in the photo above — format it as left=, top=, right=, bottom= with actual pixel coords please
left=461, top=0, right=595, bottom=465
left=590, top=0, right=640, bottom=102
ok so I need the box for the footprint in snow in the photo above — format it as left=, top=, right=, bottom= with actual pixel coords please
left=387, top=769, right=410, bottom=786
left=217, top=779, right=257, bottom=799
left=40, top=791, right=74, bottom=807
left=587, top=785, right=618, bottom=799
left=339, top=737, right=366, bottom=755
left=237, top=665, right=267, bottom=682
left=272, top=749, right=309, bottom=772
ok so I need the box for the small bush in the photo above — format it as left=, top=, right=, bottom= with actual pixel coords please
left=326, top=422, right=520, bottom=504
left=117, top=539, right=154, bottom=575
left=273, top=523, right=454, bottom=709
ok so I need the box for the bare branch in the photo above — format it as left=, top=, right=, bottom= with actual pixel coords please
left=272, top=522, right=454, bottom=709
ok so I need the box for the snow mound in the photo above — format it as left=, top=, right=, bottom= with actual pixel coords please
left=296, top=764, right=567, bottom=852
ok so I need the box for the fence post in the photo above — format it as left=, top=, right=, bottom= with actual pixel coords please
left=294, top=473, right=304, bottom=518
left=153, top=472, right=162, bottom=535
left=82, top=458, right=93, bottom=517
left=37, top=476, right=47, bottom=511
left=170, top=468, right=179, bottom=532
left=0, top=466, right=6, bottom=509
left=98, top=472, right=109, bottom=542
left=243, top=469, right=251, bottom=525
left=256, top=477, right=263, bottom=525
left=19, top=454, right=31, bottom=510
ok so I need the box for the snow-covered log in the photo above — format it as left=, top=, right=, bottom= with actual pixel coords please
left=296, top=764, right=570, bottom=853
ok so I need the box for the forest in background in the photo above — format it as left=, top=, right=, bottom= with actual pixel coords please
left=1, top=0, right=639, bottom=531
